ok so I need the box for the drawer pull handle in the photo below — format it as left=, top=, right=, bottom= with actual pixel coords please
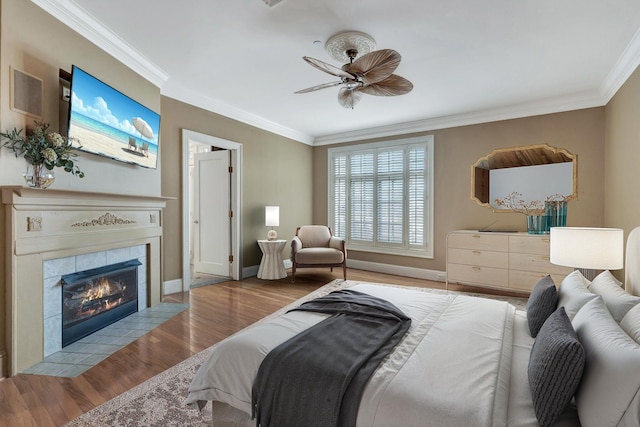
left=472, top=235, right=481, bottom=238
left=542, top=256, right=550, bottom=261
left=472, top=266, right=481, bottom=271
left=472, top=250, right=481, bottom=255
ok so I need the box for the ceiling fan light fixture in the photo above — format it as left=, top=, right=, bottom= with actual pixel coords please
left=325, top=31, right=376, bottom=63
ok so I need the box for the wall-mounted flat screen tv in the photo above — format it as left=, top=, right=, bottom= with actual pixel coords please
left=67, top=65, right=160, bottom=169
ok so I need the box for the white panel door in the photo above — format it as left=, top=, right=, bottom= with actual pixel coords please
left=194, top=150, right=230, bottom=276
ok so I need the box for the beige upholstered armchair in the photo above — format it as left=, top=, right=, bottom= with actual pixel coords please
left=290, top=225, right=347, bottom=283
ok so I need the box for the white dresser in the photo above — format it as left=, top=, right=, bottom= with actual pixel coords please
left=446, top=230, right=573, bottom=293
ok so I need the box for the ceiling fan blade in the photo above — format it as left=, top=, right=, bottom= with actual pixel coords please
left=303, top=56, right=355, bottom=79
left=359, top=74, right=414, bottom=96
left=294, top=81, right=344, bottom=94
left=348, top=49, right=401, bottom=84
left=338, top=87, right=362, bottom=109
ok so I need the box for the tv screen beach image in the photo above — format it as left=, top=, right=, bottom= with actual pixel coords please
left=68, top=66, right=160, bottom=169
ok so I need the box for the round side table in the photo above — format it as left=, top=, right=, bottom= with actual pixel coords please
left=257, top=239, right=287, bottom=280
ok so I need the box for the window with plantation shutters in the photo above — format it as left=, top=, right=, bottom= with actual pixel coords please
left=328, top=136, right=434, bottom=258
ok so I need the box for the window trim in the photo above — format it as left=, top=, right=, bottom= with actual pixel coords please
left=327, top=135, right=434, bottom=259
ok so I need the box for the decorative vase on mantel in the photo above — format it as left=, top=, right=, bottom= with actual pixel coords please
left=24, top=163, right=55, bottom=189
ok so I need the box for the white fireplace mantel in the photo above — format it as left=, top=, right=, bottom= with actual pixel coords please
left=0, top=187, right=170, bottom=377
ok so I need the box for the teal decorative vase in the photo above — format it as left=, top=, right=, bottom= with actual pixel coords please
left=526, top=215, right=547, bottom=234
left=545, top=200, right=567, bottom=231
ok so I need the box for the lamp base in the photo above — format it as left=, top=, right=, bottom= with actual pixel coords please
left=267, top=229, right=278, bottom=241
left=577, top=268, right=597, bottom=281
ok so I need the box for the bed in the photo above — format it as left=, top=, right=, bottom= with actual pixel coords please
left=186, top=226, right=640, bottom=427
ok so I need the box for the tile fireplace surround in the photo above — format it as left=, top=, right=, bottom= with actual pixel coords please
left=0, top=187, right=169, bottom=377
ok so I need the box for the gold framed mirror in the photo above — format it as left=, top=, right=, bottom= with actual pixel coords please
left=471, top=144, right=577, bottom=210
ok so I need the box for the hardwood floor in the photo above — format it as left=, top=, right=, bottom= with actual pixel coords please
left=0, top=268, right=526, bottom=426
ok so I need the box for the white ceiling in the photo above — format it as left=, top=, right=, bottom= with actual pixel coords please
left=34, top=0, right=640, bottom=145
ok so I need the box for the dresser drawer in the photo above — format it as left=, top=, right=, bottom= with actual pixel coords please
left=509, top=235, right=552, bottom=255
left=509, top=253, right=574, bottom=275
left=448, top=248, right=508, bottom=268
left=447, top=232, right=509, bottom=251
left=509, top=270, right=571, bottom=292
left=447, top=263, right=509, bottom=287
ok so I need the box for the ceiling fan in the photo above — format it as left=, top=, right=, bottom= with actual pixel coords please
left=295, top=32, right=413, bottom=109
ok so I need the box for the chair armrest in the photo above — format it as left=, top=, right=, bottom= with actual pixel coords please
left=291, top=236, right=302, bottom=258
left=329, top=236, right=345, bottom=252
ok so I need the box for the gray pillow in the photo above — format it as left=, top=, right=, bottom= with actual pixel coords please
left=528, top=307, right=585, bottom=427
left=526, top=275, right=557, bottom=337
left=557, top=270, right=597, bottom=320
left=589, top=270, right=640, bottom=322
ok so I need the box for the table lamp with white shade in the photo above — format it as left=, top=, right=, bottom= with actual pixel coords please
left=550, top=227, right=624, bottom=280
left=265, top=206, right=279, bottom=240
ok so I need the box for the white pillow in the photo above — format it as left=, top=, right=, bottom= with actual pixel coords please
left=590, top=270, right=640, bottom=322
left=557, top=270, right=596, bottom=320
left=572, top=296, right=640, bottom=427
left=621, top=304, right=640, bottom=344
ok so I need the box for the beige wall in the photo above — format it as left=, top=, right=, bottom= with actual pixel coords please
left=0, top=0, right=161, bottom=196
left=0, top=0, right=163, bottom=377
left=605, top=66, right=640, bottom=238
left=160, top=96, right=314, bottom=281
left=313, top=108, right=606, bottom=272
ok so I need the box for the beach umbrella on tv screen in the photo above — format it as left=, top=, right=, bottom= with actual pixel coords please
left=133, top=117, right=153, bottom=139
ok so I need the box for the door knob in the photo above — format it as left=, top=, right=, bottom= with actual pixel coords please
left=194, top=220, right=199, bottom=224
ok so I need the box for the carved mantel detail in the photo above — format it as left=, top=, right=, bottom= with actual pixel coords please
left=71, top=212, right=136, bottom=227
left=27, top=216, right=43, bottom=232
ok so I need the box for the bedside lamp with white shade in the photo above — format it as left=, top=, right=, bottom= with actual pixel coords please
left=265, top=206, right=280, bottom=240
left=550, top=227, right=624, bottom=280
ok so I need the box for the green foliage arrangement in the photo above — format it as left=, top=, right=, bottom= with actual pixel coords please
left=0, top=120, right=85, bottom=178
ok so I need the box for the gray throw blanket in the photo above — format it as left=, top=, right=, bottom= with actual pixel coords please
left=251, top=289, right=411, bottom=427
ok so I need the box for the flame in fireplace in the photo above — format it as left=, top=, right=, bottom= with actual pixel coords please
left=80, top=277, right=126, bottom=314
left=63, top=278, right=128, bottom=322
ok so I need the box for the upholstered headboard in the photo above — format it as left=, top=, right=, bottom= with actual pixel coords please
left=624, top=226, right=640, bottom=296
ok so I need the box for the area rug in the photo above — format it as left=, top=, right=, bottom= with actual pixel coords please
left=64, top=280, right=527, bottom=426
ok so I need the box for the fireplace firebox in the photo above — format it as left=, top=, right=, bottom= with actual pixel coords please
left=61, top=259, right=141, bottom=347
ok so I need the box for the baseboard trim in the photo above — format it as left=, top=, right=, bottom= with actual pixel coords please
left=347, top=259, right=446, bottom=282
left=163, top=278, right=183, bottom=296
left=0, top=349, right=7, bottom=379
left=243, top=265, right=259, bottom=279
left=243, top=260, right=292, bottom=279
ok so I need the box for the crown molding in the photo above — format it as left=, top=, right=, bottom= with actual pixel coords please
left=313, top=90, right=604, bottom=146
left=31, top=0, right=169, bottom=87
left=599, top=27, right=640, bottom=103
left=161, top=82, right=314, bottom=145
left=32, top=0, right=639, bottom=148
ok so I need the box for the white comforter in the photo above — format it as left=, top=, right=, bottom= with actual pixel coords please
left=187, top=283, right=528, bottom=426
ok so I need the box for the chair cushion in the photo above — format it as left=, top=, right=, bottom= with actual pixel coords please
left=295, top=247, right=344, bottom=265
left=297, top=226, right=332, bottom=248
